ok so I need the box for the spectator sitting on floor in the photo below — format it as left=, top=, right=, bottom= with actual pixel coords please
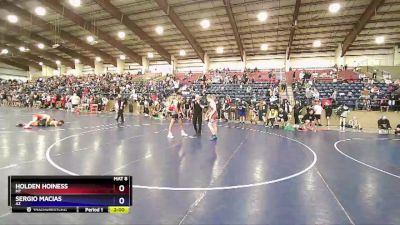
left=266, top=108, right=278, bottom=128
left=347, top=117, right=362, bottom=131
left=378, top=116, right=392, bottom=134
left=395, top=124, right=400, bottom=135
left=300, top=109, right=316, bottom=132
left=276, top=108, right=289, bottom=128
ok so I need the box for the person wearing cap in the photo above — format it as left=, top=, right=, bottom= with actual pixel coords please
left=192, top=95, right=205, bottom=135
left=378, top=116, right=392, bottom=134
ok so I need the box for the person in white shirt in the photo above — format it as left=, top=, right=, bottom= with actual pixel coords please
left=299, top=72, right=304, bottom=80
left=312, top=88, right=320, bottom=99
left=70, top=93, right=80, bottom=110
left=173, top=78, right=180, bottom=92
left=337, top=105, right=350, bottom=132
left=206, top=95, right=218, bottom=141
left=313, top=102, right=323, bottom=126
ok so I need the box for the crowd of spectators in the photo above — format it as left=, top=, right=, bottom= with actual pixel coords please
left=292, top=68, right=400, bottom=133
left=1, top=67, right=399, bottom=134
left=0, top=73, right=178, bottom=112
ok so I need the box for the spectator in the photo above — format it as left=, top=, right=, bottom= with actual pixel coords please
left=257, top=100, right=268, bottom=124
left=347, top=117, right=362, bottom=131
left=238, top=100, right=247, bottom=124
left=380, top=96, right=389, bottom=112
left=337, top=104, right=350, bottom=132
left=378, top=116, right=391, bottom=134
left=293, top=100, right=303, bottom=125
left=301, top=108, right=316, bottom=132
left=372, top=70, right=377, bottom=80
left=276, top=108, right=289, bottom=128
left=266, top=108, right=278, bottom=128
left=395, top=124, right=400, bottom=135
left=70, top=93, right=80, bottom=111
left=313, top=101, right=323, bottom=126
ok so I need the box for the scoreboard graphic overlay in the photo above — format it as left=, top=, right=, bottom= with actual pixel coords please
left=8, top=176, right=132, bottom=214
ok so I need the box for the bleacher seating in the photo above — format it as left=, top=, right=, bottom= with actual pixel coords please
left=294, top=81, right=393, bottom=109
left=175, top=72, right=202, bottom=84
left=285, top=69, right=359, bottom=84
left=337, top=70, right=360, bottom=80
left=190, top=83, right=276, bottom=102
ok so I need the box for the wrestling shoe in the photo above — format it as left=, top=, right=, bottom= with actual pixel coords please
left=181, top=131, right=188, bottom=137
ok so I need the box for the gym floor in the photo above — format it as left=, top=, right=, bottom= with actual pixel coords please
left=0, top=107, right=399, bottom=225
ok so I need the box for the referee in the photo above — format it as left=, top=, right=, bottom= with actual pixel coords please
left=192, top=95, right=205, bottom=135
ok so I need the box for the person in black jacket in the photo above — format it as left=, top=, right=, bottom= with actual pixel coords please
left=276, top=108, right=289, bottom=128
left=378, top=116, right=391, bottom=134
left=116, top=95, right=126, bottom=124
left=300, top=109, right=316, bottom=132
left=192, top=95, right=205, bottom=135
left=293, top=100, right=303, bottom=125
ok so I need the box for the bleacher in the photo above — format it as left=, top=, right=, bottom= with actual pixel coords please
left=337, top=70, right=360, bottom=80
left=285, top=69, right=360, bottom=84
left=191, top=83, right=276, bottom=102
left=294, top=81, right=392, bottom=109
left=183, top=70, right=280, bottom=84
left=175, top=72, right=202, bottom=84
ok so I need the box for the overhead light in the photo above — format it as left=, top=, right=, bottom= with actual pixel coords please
left=313, top=40, right=322, bottom=48
left=56, top=60, right=61, bottom=65
left=95, top=57, right=102, bottom=62
left=69, top=0, right=81, bottom=7
left=7, top=15, right=18, bottom=23
left=147, top=52, right=154, bottom=58
left=375, top=36, right=385, bottom=44
left=74, top=59, right=80, bottom=64
left=216, top=47, right=224, bottom=54
left=179, top=49, right=186, bottom=56
left=329, top=3, right=341, bottom=13
left=1, top=49, right=8, bottom=54
left=35, top=6, right=46, bottom=16
left=257, top=11, right=268, bottom=22
left=86, top=35, right=94, bottom=43
left=200, top=19, right=210, bottom=29
left=155, top=26, right=164, bottom=35
left=37, top=43, right=45, bottom=49
left=260, top=43, right=268, bottom=51
left=19, top=46, right=26, bottom=52
left=39, top=62, right=43, bottom=66
left=118, top=31, right=126, bottom=40
left=119, top=55, right=126, bottom=60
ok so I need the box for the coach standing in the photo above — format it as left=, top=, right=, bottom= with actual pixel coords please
left=116, top=94, right=125, bottom=124
left=192, top=95, right=204, bottom=135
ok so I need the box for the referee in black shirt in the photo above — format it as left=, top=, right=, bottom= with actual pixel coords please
left=192, top=95, right=205, bottom=135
